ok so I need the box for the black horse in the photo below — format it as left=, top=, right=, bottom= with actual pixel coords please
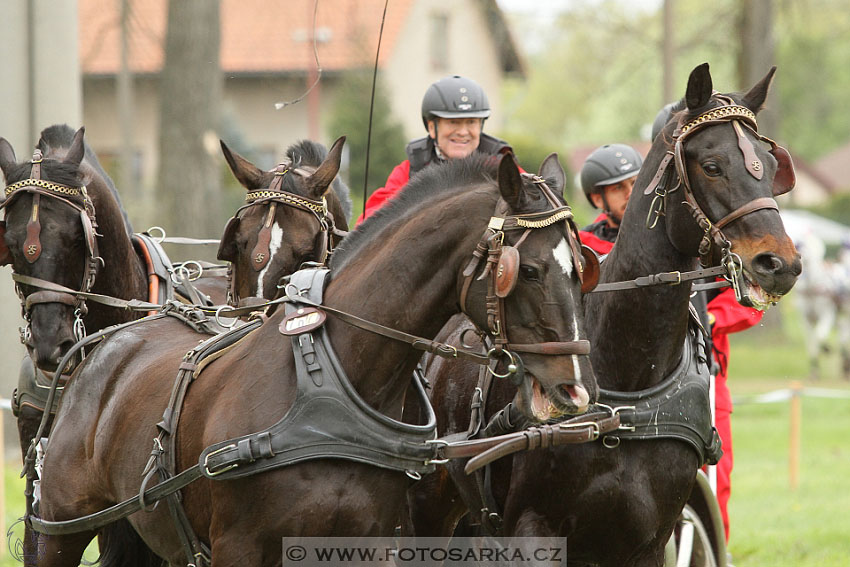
left=407, top=63, right=801, bottom=567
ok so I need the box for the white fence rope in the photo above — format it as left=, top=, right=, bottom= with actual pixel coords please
left=734, top=387, right=850, bottom=405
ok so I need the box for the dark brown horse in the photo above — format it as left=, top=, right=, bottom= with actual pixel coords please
left=0, top=126, right=348, bottom=565
left=407, top=64, right=801, bottom=566
left=216, top=137, right=350, bottom=307
left=35, top=151, right=595, bottom=566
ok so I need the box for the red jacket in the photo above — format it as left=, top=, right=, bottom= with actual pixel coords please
left=707, top=288, right=763, bottom=412
left=357, top=160, right=412, bottom=224
left=358, top=153, right=523, bottom=225
left=579, top=214, right=615, bottom=255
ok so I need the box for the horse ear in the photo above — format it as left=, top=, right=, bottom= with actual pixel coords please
left=685, top=63, right=713, bottom=111
left=307, top=136, right=345, bottom=199
left=538, top=153, right=566, bottom=196
left=220, top=140, right=265, bottom=190
left=497, top=152, right=524, bottom=210
left=63, top=127, right=86, bottom=167
left=741, top=66, right=776, bottom=114
left=0, top=222, right=12, bottom=265
left=0, top=138, right=16, bottom=180
left=217, top=216, right=241, bottom=262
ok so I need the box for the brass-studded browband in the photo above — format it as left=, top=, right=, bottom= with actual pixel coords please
left=4, top=178, right=83, bottom=201
left=243, top=191, right=327, bottom=215
left=488, top=206, right=574, bottom=232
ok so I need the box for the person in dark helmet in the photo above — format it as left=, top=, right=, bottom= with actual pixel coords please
left=577, top=143, right=643, bottom=255
left=653, top=101, right=763, bottom=547
left=358, top=75, right=513, bottom=223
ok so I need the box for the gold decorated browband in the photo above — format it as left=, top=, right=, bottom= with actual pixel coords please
left=679, top=105, right=757, bottom=136
left=244, top=191, right=327, bottom=216
left=4, top=178, right=83, bottom=200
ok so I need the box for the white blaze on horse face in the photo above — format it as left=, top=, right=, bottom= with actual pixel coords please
left=256, top=222, right=283, bottom=298
left=553, top=238, right=574, bottom=277
left=553, top=237, right=583, bottom=380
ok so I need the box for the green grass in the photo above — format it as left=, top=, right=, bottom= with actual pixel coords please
left=725, top=300, right=850, bottom=566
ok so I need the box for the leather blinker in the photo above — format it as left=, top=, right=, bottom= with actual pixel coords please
left=770, top=144, right=796, bottom=196
left=217, top=216, right=241, bottom=262
left=494, top=245, right=520, bottom=298
left=0, top=221, right=10, bottom=265
left=580, top=245, right=600, bottom=293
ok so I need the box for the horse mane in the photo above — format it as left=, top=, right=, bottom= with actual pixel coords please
left=37, top=124, right=135, bottom=235
left=329, top=153, right=497, bottom=272
left=285, top=139, right=352, bottom=222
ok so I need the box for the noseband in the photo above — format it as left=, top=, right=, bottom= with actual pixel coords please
left=460, top=174, right=591, bottom=382
left=221, top=161, right=341, bottom=308
left=1, top=149, right=101, bottom=343
left=643, top=96, right=796, bottom=301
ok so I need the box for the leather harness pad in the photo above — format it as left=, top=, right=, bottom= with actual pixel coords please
left=596, top=322, right=722, bottom=466
left=199, top=268, right=438, bottom=479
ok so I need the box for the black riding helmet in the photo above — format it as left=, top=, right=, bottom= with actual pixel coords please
left=421, top=75, right=491, bottom=129
left=579, top=144, right=643, bottom=208
left=651, top=101, right=680, bottom=142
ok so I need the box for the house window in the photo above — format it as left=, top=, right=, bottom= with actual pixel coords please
left=429, top=13, right=449, bottom=72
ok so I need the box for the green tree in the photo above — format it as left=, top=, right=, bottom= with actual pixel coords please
left=327, top=71, right=407, bottom=214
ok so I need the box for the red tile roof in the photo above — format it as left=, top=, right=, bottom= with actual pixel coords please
left=79, top=0, right=413, bottom=75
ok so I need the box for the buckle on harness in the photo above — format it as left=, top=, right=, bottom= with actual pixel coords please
left=203, top=444, right=238, bottom=477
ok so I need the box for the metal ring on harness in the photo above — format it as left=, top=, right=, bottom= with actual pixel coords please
left=213, top=306, right=238, bottom=330
left=147, top=226, right=167, bottom=243
left=487, top=348, right=518, bottom=379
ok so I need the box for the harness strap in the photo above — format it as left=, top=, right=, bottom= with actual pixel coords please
left=463, top=412, right=621, bottom=474
left=12, top=273, right=162, bottom=311
left=590, top=265, right=729, bottom=293
left=714, top=196, right=778, bottom=229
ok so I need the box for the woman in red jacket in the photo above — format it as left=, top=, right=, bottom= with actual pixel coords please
left=359, top=75, right=513, bottom=223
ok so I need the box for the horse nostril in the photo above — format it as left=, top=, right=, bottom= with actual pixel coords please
left=752, top=252, right=784, bottom=275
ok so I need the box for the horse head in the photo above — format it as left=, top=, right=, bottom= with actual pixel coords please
left=654, top=62, right=801, bottom=309
left=0, top=126, right=102, bottom=371
left=460, top=152, right=597, bottom=421
left=217, top=137, right=348, bottom=306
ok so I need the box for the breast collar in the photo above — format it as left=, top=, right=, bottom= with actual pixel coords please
left=200, top=267, right=438, bottom=479
left=595, top=317, right=723, bottom=466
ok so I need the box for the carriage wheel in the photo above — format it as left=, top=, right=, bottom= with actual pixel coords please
left=666, top=504, right=718, bottom=567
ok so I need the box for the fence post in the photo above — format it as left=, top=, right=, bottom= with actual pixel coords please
left=789, top=380, right=802, bottom=490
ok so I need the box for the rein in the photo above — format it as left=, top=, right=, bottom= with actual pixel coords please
left=1, top=150, right=102, bottom=344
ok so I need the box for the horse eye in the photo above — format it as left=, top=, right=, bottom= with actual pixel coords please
left=519, top=264, right=540, bottom=282
left=702, top=162, right=722, bottom=177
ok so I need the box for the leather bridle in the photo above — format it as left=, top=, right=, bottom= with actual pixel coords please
left=220, top=161, right=345, bottom=308
left=1, top=149, right=101, bottom=344
left=459, top=173, right=591, bottom=383
left=642, top=96, right=795, bottom=303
